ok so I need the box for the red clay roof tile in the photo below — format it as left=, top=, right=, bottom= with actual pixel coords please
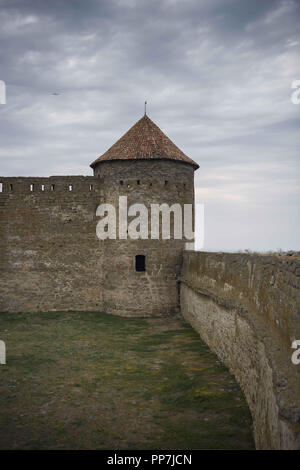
left=90, top=115, right=199, bottom=169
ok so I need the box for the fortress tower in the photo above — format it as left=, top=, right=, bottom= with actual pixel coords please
left=91, top=114, right=199, bottom=316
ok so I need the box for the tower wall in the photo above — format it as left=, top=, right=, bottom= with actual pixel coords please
left=93, top=159, right=195, bottom=316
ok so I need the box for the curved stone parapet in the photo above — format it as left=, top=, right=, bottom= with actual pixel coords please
left=180, top=251, right=300, bottom=450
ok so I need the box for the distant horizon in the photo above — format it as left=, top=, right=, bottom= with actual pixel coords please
left=193, top=247, right=300, bottom=254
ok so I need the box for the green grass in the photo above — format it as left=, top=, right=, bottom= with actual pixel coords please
left=0, top=311, right=255, bottom=450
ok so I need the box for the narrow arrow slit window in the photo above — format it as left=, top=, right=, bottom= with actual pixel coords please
left=135, top=255, right=146, bottom=272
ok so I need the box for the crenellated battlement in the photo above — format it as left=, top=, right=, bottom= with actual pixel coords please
left=0, top=176, right=100, bottom=195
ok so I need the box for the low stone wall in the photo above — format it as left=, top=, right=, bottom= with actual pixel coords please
left=180, top=251, right=300, bottom=449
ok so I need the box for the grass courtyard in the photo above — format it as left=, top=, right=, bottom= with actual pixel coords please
left=0, top=311, right=254, bottom=449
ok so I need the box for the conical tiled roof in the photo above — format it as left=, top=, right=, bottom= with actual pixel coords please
left=90, top=115, right=199, bottom=169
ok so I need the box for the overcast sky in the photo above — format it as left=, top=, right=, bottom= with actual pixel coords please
left=0, top=0, right=299, bottom=251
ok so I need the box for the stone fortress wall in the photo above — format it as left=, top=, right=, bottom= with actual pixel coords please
left=0, top=161, right=195, bottom=317
left=180, top=251, right=300, bottom=449
left=0, top=176, right=103, bottom=312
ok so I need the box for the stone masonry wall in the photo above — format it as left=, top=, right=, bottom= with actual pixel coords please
left=0, top=176, right=103, bottom=312
left=0, top=160, right=196, bottom=317
left=94, top=160, right=195, bottom=316
left=180, top=251, right=300, bottom=449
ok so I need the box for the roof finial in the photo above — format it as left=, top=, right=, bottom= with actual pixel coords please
left=144, top=101, right=147, bottom=116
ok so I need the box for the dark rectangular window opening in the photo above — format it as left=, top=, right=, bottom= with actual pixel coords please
left=135, top=255, right=146, bottom=272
